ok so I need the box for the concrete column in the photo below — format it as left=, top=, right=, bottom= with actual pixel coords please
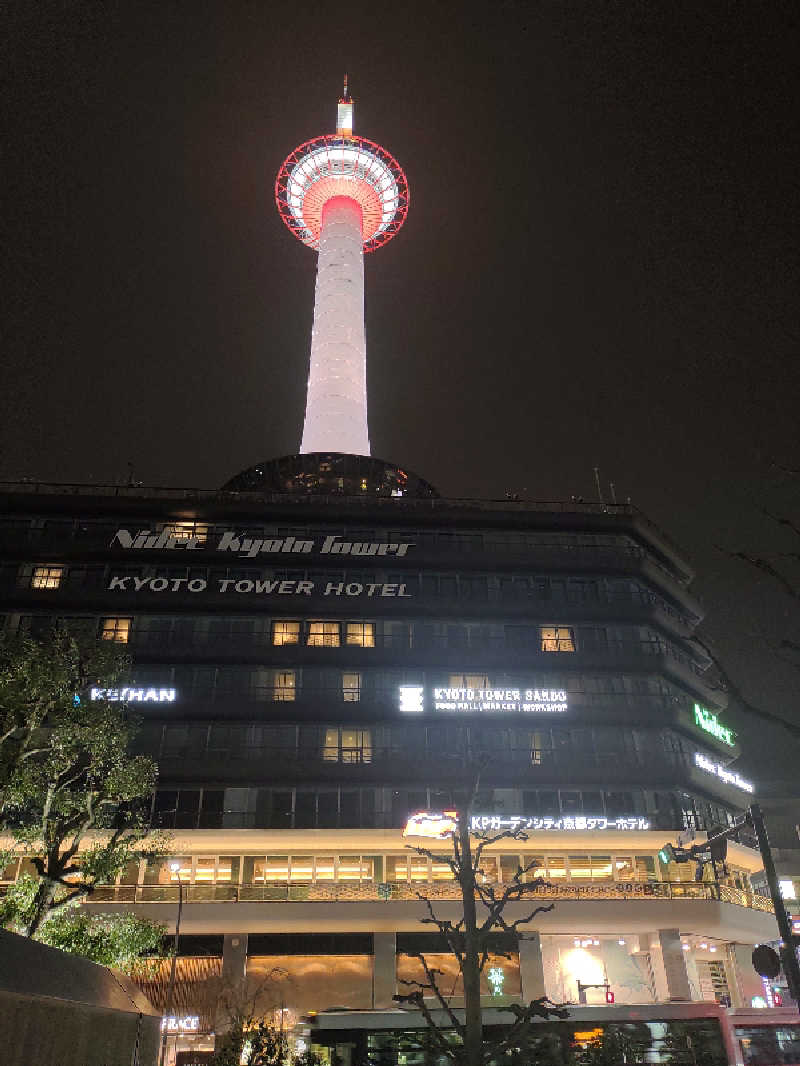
left=302, top=195, right=369, bottom=455
left=727, top=943, right=764, bottom=1008
left=222, top=933, right=248, bottom=985
left=373, top=932, right=396, bottom=1007
left=519, top=934, right=546, bottom=1002
left=655, top=929, right=693, bottom=1001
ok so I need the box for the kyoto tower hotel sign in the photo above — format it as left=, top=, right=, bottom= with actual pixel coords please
left=275, top=80, right=409, bottom=455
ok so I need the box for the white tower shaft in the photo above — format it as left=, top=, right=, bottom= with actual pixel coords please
left=301, top=196, right=369, bottom=455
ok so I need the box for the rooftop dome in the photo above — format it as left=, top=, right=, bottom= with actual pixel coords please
left=222, top=453, right=438, bottom=498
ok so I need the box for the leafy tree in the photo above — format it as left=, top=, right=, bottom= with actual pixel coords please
left=30, top=905, right=166, bottom=972
left=0, top=628, right=164, bottom=943
left=394, top=768, right=568, bottom=1066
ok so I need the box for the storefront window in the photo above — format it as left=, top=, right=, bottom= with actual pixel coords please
left=314, top=856, right=336, bottom=882
left=409, top=856, right=429, bottom=882
left=217, top=856, right=240, bottom=883
left=289, top=857, right=313, bottom=883
left=194, top=855, right=217, bottom=882
left=244, top=856, right=266, bottom=883
left=524, top=856, right=547, bottom=882
left=431, top=855, right=454, bottom=881
left=144, top=856, right=190, bottom=885
left=386, top=856, right=409, bottom=882
left=477, top=856, right=499, bottom=884
left=263, top=856, right=290, bottom=882
left=614, top=856, right=635, bottom=880
left=546, top=857, right=567, bottom=880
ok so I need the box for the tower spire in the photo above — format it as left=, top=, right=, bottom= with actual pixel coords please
left=337, top=76, right=353, bottom=137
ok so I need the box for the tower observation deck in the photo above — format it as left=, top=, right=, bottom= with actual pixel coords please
left=275, top=79, right=409, bottom=456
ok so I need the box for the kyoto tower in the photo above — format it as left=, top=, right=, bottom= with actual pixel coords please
left=275, top=78, right=409, bottom=456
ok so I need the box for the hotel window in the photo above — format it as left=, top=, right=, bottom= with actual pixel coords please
left=272, top=620, right=300, bottom=646
left=162, top=522, right=209, bottom=544
left=342, top=672, right=361, bottom=702
left=31, top=566, right=63, bottom=590
left=346, top=622, right=375, bottom=647
left=308, top=621, right=341, bottom=647
left=448, top=673, right=490, bottom=689
left=101, top=617, right=131, bottom=643
left=322, top=728, right=371, bottom=763
left=540, top=626, right=575, bottom=652
left=568, top=855, right=613, bottom=881
left=272, top=671, right=296, bottom=701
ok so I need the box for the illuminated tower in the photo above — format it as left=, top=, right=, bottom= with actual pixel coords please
left=275, top=79, right=409, bottom=455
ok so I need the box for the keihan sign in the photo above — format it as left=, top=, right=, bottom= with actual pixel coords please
left=110, top=529, right=413, bottom=558
left=693, top=703, right=736, bottom=747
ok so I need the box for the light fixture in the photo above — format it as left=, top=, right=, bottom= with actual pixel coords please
left=618, top=939, right=626, bottom=946
left=682, top=944, right=690, bottom=951
left=169, top=860, right=181, bottom=873
left=710, top=946, right=717, bottom=953
left=700, top=942, right=708, bottom=950
left=573, top=939, right=581, bottom=947
left=593, top=939, right=600, bottom=946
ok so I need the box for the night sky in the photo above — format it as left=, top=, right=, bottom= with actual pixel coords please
left=2, top=2, right=799, bottom=776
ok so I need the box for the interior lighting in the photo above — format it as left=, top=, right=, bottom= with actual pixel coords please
left=709, top=946, right=717, bottom=953
left=574, top=939, right=581, bottom=947
left=700, top=943, right=708, bottom=950
left=618, top=939, right=626, bottom=946
left=682, top=944, right=690, bottom=951
left=593, top=939, right=600, bottom=946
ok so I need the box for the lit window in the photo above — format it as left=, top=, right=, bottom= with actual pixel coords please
left=31, top=566, right=63, bottom=590
left=540, top=626, right=575, bottom=652
left=273, top=671, right=295, bottom=701
left=101, top=617, right=131, bottom=643
left=342, top=672, right=361, bottom=702
left=779, top=878, right=797, bottom=900
left=162, top=522, right=208, bottom=544
left=272, top=621, right=300, bottom=646
left=322, top=727, right=371, bottom=763
left=346, top=622, right=375, bottom=647
left=448, top=673, right=489, bottom=689
left=307, top=621, right=340, bottom=647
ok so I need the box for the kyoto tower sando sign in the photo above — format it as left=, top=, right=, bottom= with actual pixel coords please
left=275, top=77, right=409, bottom=454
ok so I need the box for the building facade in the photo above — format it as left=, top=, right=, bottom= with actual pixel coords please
left=0, top=456, right=781, bottom=1059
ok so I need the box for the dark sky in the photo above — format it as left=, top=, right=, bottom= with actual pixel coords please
left=2, top=2, right=799, bottom=774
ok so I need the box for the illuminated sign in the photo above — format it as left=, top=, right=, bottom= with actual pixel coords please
left=161, top=1015, right=199, bottom=1032
left=694, top=704, right=736, bottom=747
left=398, top=686, right=567, bottom=714
left=398, top=686, right=425, bottom=714
left=487, top=967, right=505, bottom=996
left=694, top=752, right=754, bottom=793
left=404, top=810, right=651, bottom=834
left=107, top=575, right=411, bottom=597
left=110, top=529, right=413, bottom=558
left=470, top=815, right=651, bottom=832
left=90, top=686, right=176, bottom=703
left=403, top=811, right=458, bottom=839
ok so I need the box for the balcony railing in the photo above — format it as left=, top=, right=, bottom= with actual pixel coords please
left=83, top=880, right=774, bottom=912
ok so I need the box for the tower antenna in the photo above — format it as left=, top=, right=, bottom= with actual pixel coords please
left=275, top=86, right=409, bottom=454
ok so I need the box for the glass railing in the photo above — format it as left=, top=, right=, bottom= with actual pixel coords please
left=83, top=880, right=775, bottom=911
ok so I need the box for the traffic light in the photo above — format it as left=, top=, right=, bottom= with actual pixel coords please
left=658, top=842, right=692, bottom=865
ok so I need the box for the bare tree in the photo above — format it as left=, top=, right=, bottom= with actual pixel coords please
left=394, top=773, right=567, bottom=1066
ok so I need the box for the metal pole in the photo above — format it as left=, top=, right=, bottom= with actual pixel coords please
left=159, top=875, right=184, bottom=1066
left=749, top=803, right=800, bottom=1012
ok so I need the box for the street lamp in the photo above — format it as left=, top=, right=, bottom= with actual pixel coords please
left=159, top=860, right=185, bottom=1066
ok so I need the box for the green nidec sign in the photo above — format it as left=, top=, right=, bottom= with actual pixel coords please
left=694, top=703, right=736, bottom=747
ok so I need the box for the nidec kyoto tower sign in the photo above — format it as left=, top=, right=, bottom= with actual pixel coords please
left=275, top=78, right=409, bottom=455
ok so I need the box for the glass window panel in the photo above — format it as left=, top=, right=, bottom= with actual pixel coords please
left=144, top=856, right=190, bottom=885
left=323, top=727, right=340, bottom=761
left=430, top=854, right=453, bottom=881
left=346, top=622, right=375, bottom=647
left=409, top=856, right=429, bottom=882
left=31, top=566, right=63, bottom=589
left=546, top=856, right=567, bottom=880
left=342, top=672, right=361, bottom=702
left=289, top=856, right=314, bottom=883
left=308, top=621, right=340, bottom=647
left=272, top=621, right=300, bottom=646
left=217, top=856, right=239, bottom=884
left=118, top=860, right=140, bottom=886
left=540, top=626, right=575, bottom=652
left=386, top=856, right=409, bottom=882
left=524, top=856, right=547, bottom=882
left=263, top=856, right=289, bottom=882
left=477, top=856, right=499, bottom=884
left=314, top=856, right=336, bottom=882
left=568, top=855, right=593, bottom=880
left=635, top=855, right=656, bottom=880
left=590, top=855, right=613, bottom=880
left=500, top=855, right=521, bottom=884
left=614, top=856, right=635, bottom=880
left=337, top=856, right=367, bottom=882
left=243, top=856, right=266, bottom=883
left=273, top=670, right=296, bottom=701
left=194, top=855, right=217, bottom=882
left=101, top=617, right=131, bottom=643
left=339, top=790, right=359, bottom=827
left=294, top=792, right=316, bottom=827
